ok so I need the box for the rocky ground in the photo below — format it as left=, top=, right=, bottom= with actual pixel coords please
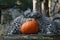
left=0, top=14, right=60, bottom=40
left=0, top=24, right=54, bottom=40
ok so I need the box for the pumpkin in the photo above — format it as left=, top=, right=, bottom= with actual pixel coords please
left=20, top=20, right=39, bottom=34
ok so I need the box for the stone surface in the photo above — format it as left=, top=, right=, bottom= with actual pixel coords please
left=3, top=35, right=54, bottom=40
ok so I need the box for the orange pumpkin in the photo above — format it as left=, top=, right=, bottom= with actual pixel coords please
left=20, top=20, right=39, bottom=34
